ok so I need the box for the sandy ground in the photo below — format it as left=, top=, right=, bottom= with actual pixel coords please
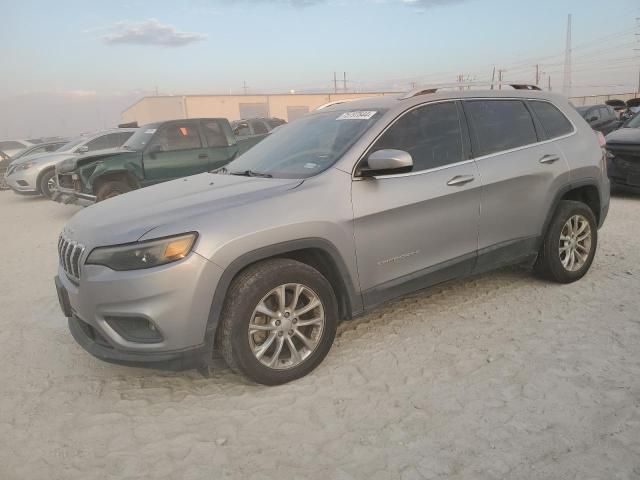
left=0, top=191, right=639, bottom=480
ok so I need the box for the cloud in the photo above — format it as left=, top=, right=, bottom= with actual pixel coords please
left=102, top=19, right=207, bottom=47
left=400, top=0, right=468, bottom=9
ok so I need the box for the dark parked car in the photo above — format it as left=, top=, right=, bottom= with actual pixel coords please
left=605, top=113, right=640, bottom=192
left=576, top=104, right=622, bottom=135
left=232, top=118, right=286, bottom=138
left=0, top=150, right=10, bottom=190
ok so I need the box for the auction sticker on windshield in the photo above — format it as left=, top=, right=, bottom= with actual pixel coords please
left=337, top=111, right=377, bottom=120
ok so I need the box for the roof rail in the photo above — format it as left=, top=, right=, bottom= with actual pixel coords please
left=399, top=81, right=542, bottom=100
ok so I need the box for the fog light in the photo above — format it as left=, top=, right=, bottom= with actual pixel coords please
left=105, top=316, right=163, bottom=343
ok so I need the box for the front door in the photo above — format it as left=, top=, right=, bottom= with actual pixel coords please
left=352, top=101, right=481, bottom=308
left=142, top=121, right=209, bottom=185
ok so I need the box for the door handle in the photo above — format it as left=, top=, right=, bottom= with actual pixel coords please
left=539, top=154, right=560, bottom=164
left=198, top=153, right=208, bottom=159
left=447, top=175, right=475, bottom=186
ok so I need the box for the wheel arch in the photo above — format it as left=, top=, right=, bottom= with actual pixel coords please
left=540, top=179, right=603, bottom=245
left=91, top=170, right=140, bottom=194
left=205, top=238, right=363, bottom=353
left=35, top=166, right=56, bottom=195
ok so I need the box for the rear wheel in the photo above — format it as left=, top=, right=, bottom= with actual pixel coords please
left=95, top=180, right=131, bottom=202
left=535, top=200, right=598, bottom=283
left=219, top=258, right=338, bottom=385
left=38, top=169, right=57, bottom=199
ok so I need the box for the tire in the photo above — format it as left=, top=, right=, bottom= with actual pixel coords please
left=95, top=179, right=131, bottom=202
left=38, top=168, right=57, bottom=199
left=535, top=200, right=598, bottom=283
left=219, top=258, right=338, bottom=385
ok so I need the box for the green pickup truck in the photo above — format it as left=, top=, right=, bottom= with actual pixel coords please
left=53, top=118, right=267, bottom=203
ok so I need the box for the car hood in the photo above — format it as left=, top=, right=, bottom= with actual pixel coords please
left=605, top=128, right=640, bottom=146
left=57, top=147, right=134, bottom=173
left=63, top=173, right=304, bottom=248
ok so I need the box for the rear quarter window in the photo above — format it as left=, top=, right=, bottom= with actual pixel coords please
left=529, top=101, right=574, bottom=139
left=464, top=100, right=538, bottom=156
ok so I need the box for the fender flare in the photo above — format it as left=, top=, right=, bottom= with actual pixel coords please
left=538, top=177, right=603, bottom=249
left=89, top=169, right=141, bottom=193
left=202, top=237, right=363, bottom=357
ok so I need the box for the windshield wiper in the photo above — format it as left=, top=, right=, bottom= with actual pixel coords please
left=229, top=169, right=273, bottom=178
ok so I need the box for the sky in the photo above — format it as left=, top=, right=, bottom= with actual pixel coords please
left=1, top=0, right=639, bottom=138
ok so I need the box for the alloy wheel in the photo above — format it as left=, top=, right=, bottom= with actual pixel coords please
left=248, top=283, right=325, bottom=370
left=559, top=214, right=592, bottom=272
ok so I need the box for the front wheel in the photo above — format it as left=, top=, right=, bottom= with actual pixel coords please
left=219, top=258, right=338, bottom=385
left=95, top=180, right=131, bottom=202
left=535, top=200, right=598, bottom=283
left=38, top=169, right=57, bottom=199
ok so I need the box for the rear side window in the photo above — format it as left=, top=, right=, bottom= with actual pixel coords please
left=369, top=101, right=464, bottom=172
left=202, top=121, right=229, bottom=147
left=529, top=101, right=573, bottom=139
left=465, top=100, right=537, bottom=156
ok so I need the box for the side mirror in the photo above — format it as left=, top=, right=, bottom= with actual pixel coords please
left=359, top=149, right=413, bottom=177
left=77, top=145, right=89, bottom=153
left=147, top=144, right=163, bottom=158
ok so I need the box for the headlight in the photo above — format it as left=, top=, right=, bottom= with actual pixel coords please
left=14, top=161, right=36, bottom=171
left=86, top=233, right=197, bottom=271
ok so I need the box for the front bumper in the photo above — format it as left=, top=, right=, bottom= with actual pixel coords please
left=52, top=185, right=96, bottom=206
left=57, top=251, right=224, bottom=369
left=4, top=167, right=39, bottom=194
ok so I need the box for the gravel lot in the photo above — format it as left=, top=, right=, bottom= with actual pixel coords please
left=1, top=191, right=639, bottom=480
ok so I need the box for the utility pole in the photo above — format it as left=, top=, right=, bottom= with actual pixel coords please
left=333, top=72, right=338, bottom=94
left=535, top=64, right=540, bottom=86
left=343, top=72, right=347, bottom=92
left=498, top=69, right=505, bottom=89
left=242, top=80, right=248, bottom=95
left=490, top=66, right=496, bottom=90
left=410, top=81, right=417, bottom=89
left=563, top=13, right=572, bottom=97
left=548, top=75, right=552, bottom=92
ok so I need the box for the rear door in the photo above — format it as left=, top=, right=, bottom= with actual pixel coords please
left=352, top=101, right=481, bottom=307
left=463, top=98, right=571, bottom=271
left=200, top=120, right=239, bottom=170
left=141, top=121, right=209, bottom=185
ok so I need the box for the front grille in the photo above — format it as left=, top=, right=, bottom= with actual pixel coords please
left=58, top=234, right=86, bottom=280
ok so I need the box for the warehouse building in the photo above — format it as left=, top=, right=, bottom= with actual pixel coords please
left=120, top=92, right=398, bottom=126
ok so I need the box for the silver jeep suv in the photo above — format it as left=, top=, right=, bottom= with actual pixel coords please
left=55, top=85, right=609, bottom=384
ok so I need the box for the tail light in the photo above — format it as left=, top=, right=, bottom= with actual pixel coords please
left=596, top=131, right=606, bottom=148
left=597, top=131, right=607, bottom=175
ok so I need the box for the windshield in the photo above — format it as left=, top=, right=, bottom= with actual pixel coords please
left=57, top=137, right=88, bottom=152
left=123, top=124, right=161, bottom=151
left=225, top=109, right=386, bottom=179
left=576, top=106, right=590, bottom=117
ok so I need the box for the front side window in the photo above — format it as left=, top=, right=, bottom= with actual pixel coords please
left=226, top=109, right=385, bottom=179
left=529, top=101, right=574, bottom=139
left=366, top=101, right=464, bottom=172
left=147, top=123, right=202, bottom=152
left=85, top=134, right=117, bottom=151
left=465, top=100, right=537, bottom=156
